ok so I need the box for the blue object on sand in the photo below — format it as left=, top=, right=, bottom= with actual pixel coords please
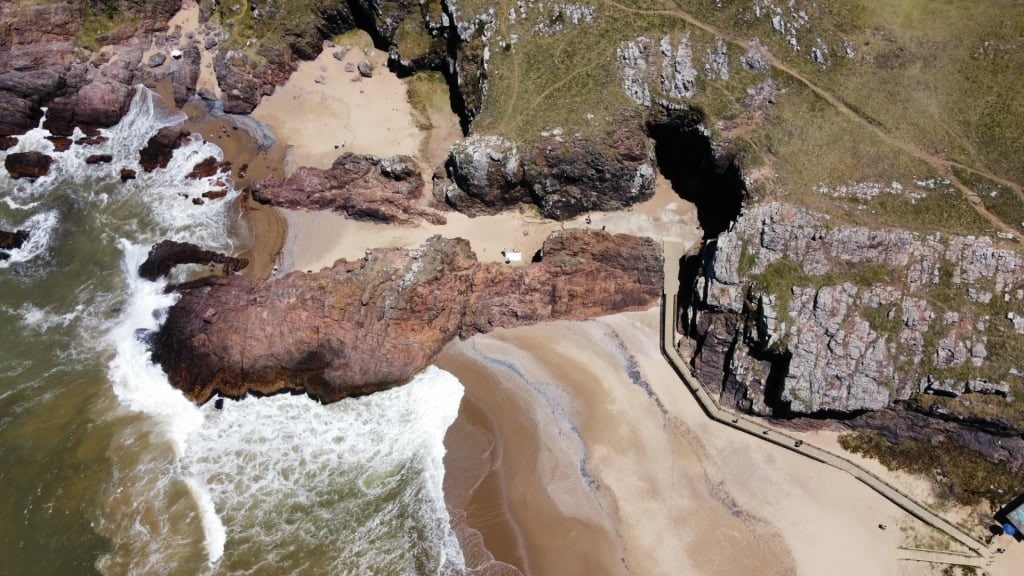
left=1004, top=522, right=1017, bottom=536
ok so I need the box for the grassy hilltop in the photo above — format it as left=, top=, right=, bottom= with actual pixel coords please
left=450, top=0, right=1023, bottom=233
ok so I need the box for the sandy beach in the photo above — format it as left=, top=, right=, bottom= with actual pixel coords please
left=436, top=311, right=1021, bottom=576
left=199, top=25, right=1024, bottom=576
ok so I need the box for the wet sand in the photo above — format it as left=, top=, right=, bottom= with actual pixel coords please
left=436, top=311, right=956, bottom=576
left=144, top=0, right=288, bottom=279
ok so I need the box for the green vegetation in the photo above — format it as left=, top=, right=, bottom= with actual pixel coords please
left=392, top=10, right=437, bottom=62
left=861, top=303, right=902, bottom=341
left=839, top=431, right=1024, bottom=507
left=406, top=71, right=452, bottom=134
left=199, top=0, right=335, bottom=67
left=954, top=166, right=1024, bottom=233
left=446, top=0, right=1022, bottom=238
left=331, top=29, right=375, bottom=51
left=76, top=2, right=135, bottom=51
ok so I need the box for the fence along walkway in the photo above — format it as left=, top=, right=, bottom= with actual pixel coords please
left=659, top=239, right=988, bottom=562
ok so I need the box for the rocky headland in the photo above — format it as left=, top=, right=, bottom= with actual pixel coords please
left=152, top=230, right=663, bottom=403
left=680, top=201, right=1024, bottom=475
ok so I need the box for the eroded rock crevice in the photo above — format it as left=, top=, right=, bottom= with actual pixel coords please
left=645, top=109, right=746, bottom=240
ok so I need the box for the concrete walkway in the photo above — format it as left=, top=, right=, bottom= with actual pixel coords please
left=659, top=239, right=989, bottom=563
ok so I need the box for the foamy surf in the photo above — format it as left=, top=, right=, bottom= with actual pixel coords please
left=0, top=209, right=57, bottom=268
left=13, top=86, right=477, bottom=575
left=179, top=367, right=466, bottom=575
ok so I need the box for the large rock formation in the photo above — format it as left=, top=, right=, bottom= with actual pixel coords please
left=4, top=151, right=53, bottom=179
left=139, top=125, right=190, bottom=171
left=138, top=240, right=249, bottom=281
left=152, top=230, right=663, bottom=403
left=438, top=123, right=656, bottom=219
left=253, top=153, right=445, bottom=225
left=0, top=0, right=181, bottom=137
left=679, top=201, right=1024, bottom=471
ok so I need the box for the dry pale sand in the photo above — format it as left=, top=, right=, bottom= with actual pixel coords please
left=253, top=36, right=422, bottom=173
left=281, top=174, right=699, bottom=273
left=437, top=311, right=970, bottom=576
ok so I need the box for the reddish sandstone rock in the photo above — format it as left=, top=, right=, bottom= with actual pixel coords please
left=4, top=151, right=52, bottom=179
left=138, top=240, right=249, bottom=281
left=85, top=154, right=113, bottom=164
left=152, top=230, right=663, bottom=404
left=43, top=81, right=134, bottom=136
left=120, top=167, right=137, bottom=182
left=186, top=156, right=229, bottom=179
left=45, top=136, right=72, bottom=151
left=76, top=134, right=109, bottom=146
left=139, top=125, right=189, bottom=171
left=1, top=136, right=19, bottom=150
left=254, top=153, right=444, bottom=225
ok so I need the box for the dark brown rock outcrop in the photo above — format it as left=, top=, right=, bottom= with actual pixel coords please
left=85, top=154, right=114, bottom=164
left=138, top=240, right=249, bottom=281
left=46, top=136, right=72, bottom=151
left=186, top=156, right=228, bottom=179
left=4, top=151, right=53, bottom=179
left=43, top=81, right=135, bottom=137
left=0, top=136, right=17, bottom=150
left=139, top=125, right=189, bottom=171
left=152, top=230, right=663, bottom=403
left=171, top=43, right=201, bottom=107
left=0, top=230, right=30, bottom=258
left=439, top=124, right=655, bottom=220
left=253, top=153, right=443, bottom=225
left=0, top=1, right=178, bottom=138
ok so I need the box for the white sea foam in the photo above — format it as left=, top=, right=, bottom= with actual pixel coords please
left=107, top=240, right=201, bottom=453
left=179, top=367, right=466, bottom=574
left=0, top=209, right=58, bottom=268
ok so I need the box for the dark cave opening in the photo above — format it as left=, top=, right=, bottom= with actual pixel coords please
left=343, top=0, right=389, bottom=50
left=646, top=111, right=746, bottom=240
left=762, top=350, right=793, bottom=416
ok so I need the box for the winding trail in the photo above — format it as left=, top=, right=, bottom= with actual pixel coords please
left=659, top=239, right=993, bottom=567
left=603, top=0, right=1024, bottom=241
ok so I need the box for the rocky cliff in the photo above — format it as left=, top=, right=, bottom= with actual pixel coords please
left=679, top=200, right=1024, bottom=475
left=152, top=230, right=663, bottom=403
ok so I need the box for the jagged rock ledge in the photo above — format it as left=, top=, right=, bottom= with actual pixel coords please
left=152, top=230, right=663, bottom=404
left=253, top=153, right=446, bottom=225
left=437, top=123, right=656, bottom=220
left=138, top=240, right=249, bottom=281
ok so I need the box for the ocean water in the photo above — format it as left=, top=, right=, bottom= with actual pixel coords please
left=0, top=88, right=466, bottom=576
